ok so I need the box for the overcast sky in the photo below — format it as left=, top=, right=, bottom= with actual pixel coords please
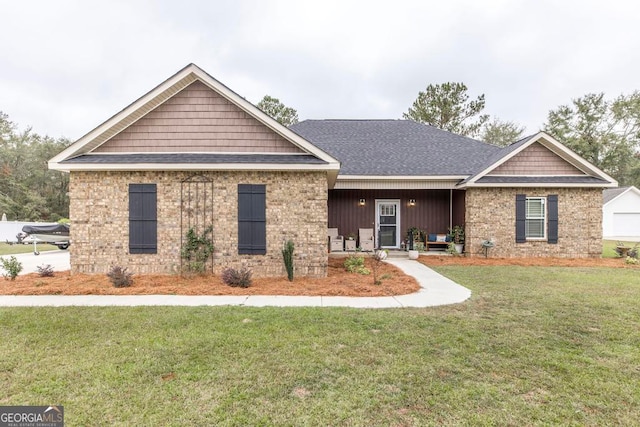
left=2, top=0, right=639, bottom=141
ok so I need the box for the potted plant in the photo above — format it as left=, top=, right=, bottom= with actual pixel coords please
left=406, top=226, right=421, bottom=259
left=615, top=241, right=632, bottom=257
left=448, top=225, right=465, bottom=254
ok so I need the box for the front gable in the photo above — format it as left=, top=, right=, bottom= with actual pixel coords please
left=460, top=132, right=617, bottom=188
left=490, top=142, right=583, bottom=176
left=94, top=81, right=304, bottom=154
left=49, top=64, right=340, bottom=185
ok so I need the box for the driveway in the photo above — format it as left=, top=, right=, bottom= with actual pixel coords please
left=0, top=250, right=70, bottom=276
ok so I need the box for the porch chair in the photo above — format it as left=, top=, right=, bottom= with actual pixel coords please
left=328, top=228, right=344, bottom=252
left=359, top=228, right=375, bottom=252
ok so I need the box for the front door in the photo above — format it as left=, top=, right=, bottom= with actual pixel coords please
left=376, top=199, right=400, bottom=248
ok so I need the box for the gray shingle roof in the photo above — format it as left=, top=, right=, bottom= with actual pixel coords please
left=603, top=186, right=629, bottom=204
left=476, top=176, right=610, bottom=184
left=290, top=120, right=500, bottom=176
left=62, top=153, right=327, bottom=165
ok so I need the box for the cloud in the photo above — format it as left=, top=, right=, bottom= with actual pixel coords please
left=1, top=0, right=639, bottom=139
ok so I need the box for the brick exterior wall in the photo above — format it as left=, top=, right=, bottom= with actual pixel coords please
left=69, top=170, right=328, bottom=277
left=465, top=187, right=602, bottom=258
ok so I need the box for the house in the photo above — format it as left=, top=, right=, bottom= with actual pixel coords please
left=290, top=121, right=617, bottom=258
left=49, top=64, right=617, bottom=277
left=602, top=186, right=640, bottom=240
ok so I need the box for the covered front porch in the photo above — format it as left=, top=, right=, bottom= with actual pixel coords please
left=327, top=189, right=465, bottom=250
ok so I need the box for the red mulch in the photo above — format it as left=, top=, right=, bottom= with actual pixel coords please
left=1, top=257, right=420, bottom=296
left=3, top=256, right=635, bottom=296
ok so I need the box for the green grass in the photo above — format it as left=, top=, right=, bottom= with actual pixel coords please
left=0, top=242, right=58, bottom=256
left=603, top=239, right=639, bottom=258
left=1, top=266, right=639, bottom=425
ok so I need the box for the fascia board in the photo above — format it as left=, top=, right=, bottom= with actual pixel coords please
left=459, top=182, right=618, bottom=189
left=337, top=175, right=468, bottom=181
left=48, top=161, right=340, bottom=173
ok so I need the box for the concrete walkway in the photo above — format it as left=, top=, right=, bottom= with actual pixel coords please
left=0, top=258, right=471, bottom=309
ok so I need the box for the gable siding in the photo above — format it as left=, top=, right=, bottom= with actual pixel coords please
left=490, top=143, right=583, bottom=175
left=94, top=81, right=304, bottom=154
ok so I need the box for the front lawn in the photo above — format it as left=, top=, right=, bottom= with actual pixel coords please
left=1, top=266, right=639, bottom=425
left=0, top=242, right=58, bottom=256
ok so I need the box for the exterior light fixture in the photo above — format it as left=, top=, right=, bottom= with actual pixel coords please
left=409, top=199, right=416, bottom=206
left=359, top=198, right=366, bottom=206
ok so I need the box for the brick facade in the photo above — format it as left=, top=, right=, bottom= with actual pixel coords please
left=465, top=187, right=602, bottom=258
left=69, top=170, right=328, bottom=277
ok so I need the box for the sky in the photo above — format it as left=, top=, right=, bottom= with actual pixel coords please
left=2, top=0, right=640, bottom=141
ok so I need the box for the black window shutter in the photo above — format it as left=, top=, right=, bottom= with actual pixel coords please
left=547, top=194, right=558, bottom=244
left=129, top=184, right=157, bottom=254
left=238, top=184, right=266, bottom=255
left=515, top=194, right=526, bottom=243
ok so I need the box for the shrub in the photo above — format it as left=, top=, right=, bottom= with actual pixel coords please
left=181, top=226, right=214, bottom=274
left=344, top=255, right=370, bottom=275
left=1, top=256, right=23, bottom=281
left=371, top=250, right=387, bottom=285
left=626, top=256, right=639, bottom=265
left=222, top=267, right=252, bottom=288
left=107, top=265, right=134, bottom=288
left=282, top=240, right=295, bottom=281
left=37, top=264, right=55, bottom=277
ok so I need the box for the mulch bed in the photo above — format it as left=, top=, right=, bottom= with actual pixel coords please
left=2, top=256, right=635, bottom=297
left=1, top=257, right=420, bottom=297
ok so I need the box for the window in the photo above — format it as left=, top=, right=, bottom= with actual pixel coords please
left=526, top=197, right=546, bottom=239
left=238, top=184, right=266, bottom=255
left=129, top=184, right=157, bottom=254
left=516, top=194, right=558, bottom=244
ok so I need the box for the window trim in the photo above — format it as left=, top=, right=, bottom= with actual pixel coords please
left=525, top=196, right=547, bottom=240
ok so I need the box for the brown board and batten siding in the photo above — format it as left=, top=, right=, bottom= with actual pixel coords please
left=328, top=189, right=465, bottom=238
left=490, top=142, right=583, bottom=175
left=94, top=81, right=304, bottom=154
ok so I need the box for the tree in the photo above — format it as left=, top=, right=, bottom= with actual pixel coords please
left=544, top=92, right=640, bottom=187
left=403, top=82, right=489, bottom=137
left=257, top=95, right=299, bottom=127
left=481, top=117, right=525, bottom=147
left=0, top=111, right=70, bottom=221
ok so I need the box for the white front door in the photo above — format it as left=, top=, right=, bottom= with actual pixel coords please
left=376, top=199, right=401, bottom=248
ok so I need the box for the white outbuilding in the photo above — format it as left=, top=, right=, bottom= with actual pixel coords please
left=603, top=186, right=640, bottom=240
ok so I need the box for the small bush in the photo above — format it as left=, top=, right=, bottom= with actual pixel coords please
left=1, top=256, right=23, bottom=281
left=107, top=265, right=134, bottom=288
left=344, top=255, right=370, bottom=275
left=282, top=240, right=295, bottom=281
left=222, top=267, right=252, bottom=288
left=626, top=256, right=639, bottom=265
left=371, top=250, right=388, bottom=285
left=37, top=264, right=55, bottom=277
left=181, top=226, right=214, bottom=275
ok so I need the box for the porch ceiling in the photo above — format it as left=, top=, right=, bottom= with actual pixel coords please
left=334, top=177, right=464, bottom=190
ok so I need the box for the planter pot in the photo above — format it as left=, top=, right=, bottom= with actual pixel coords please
left=454, top=244, right=464, bottom=254
left=617, top=246, right=631, bottom=256
left=408, top=250, right=419, bottom=260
